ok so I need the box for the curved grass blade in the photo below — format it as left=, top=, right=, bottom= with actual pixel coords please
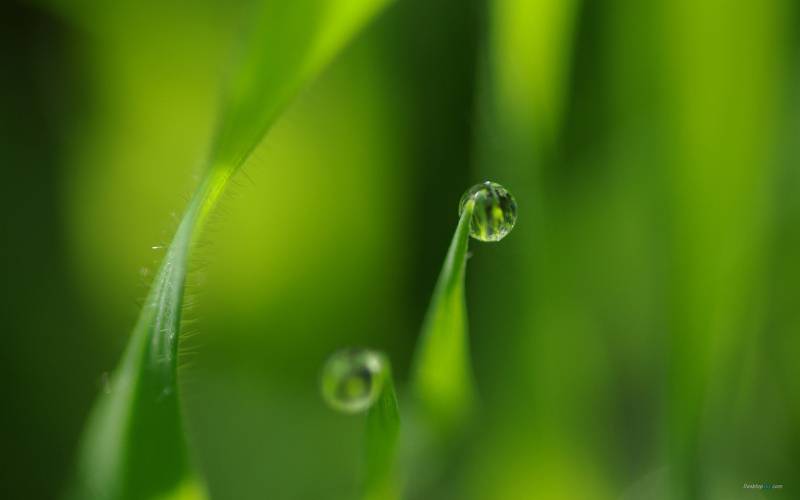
left=68, top=1, right=393, bottom=499
left=411, top=199, right=475, bottom=436
left=364, top=362, right=400, bottom=500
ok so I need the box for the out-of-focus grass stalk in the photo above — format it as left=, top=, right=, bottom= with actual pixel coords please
left=657, top=0, right=790, bottom=497
left=487, top=0, right=580, bottom=156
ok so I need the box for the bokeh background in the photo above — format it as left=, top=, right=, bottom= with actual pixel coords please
left=3, top=0, right=800, bottom=498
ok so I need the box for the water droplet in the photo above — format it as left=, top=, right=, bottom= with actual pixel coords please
left=459, top=181, right=517, bottom=242
left=321, top=348, right=386, bottom=414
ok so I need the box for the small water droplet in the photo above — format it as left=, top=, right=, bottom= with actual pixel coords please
left=321, top=348, right=385, bottom=414
left=151, top=245, right=165, bottom=251
left=459, top=181, right=517, bottom=242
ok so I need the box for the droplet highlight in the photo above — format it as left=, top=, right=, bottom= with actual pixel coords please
left=321, top=348, right=386, bottom=414
left=459, top=181, right=517, bottom=242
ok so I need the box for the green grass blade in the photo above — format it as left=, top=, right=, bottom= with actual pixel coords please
left=411, top=200, right=475, bottom=435
left=211, top=0, right=394, bottom=171
left=68, top=194, right=205, bottom=500
left=68, top=1, right=393, bottom=499
left=364, top=365, right=400, bottom=500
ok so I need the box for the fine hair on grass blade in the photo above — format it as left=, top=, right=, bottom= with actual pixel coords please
left=67, top=1, right=393, bottom=499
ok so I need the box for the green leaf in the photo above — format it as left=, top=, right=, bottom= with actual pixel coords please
left=410, top=200, right=475, bottom=436
left=363, top=362, right=400, bottom=500
left=68, top=1, right=392, bottom=499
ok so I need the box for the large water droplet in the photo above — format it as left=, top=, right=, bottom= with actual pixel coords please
left=459, top=181, right=517, bottom=242
left=321, top=348, right=386, bottom=413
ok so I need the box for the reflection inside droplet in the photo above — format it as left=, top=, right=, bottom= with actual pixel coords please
left=320, top=348, right=386, bottom=414
left=459, top=181, right=517, bottom=242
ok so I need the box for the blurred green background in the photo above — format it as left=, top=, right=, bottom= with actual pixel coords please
left=2, top=0, right=800, bottom=498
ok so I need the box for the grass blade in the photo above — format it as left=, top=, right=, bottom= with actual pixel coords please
left=411, top=200, right=475, bottom=435
left=68, top=198, right=203, bottom=500
left=68, top=1, right=392, bottom=499
left=364, top=364, right=400, bottom=500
